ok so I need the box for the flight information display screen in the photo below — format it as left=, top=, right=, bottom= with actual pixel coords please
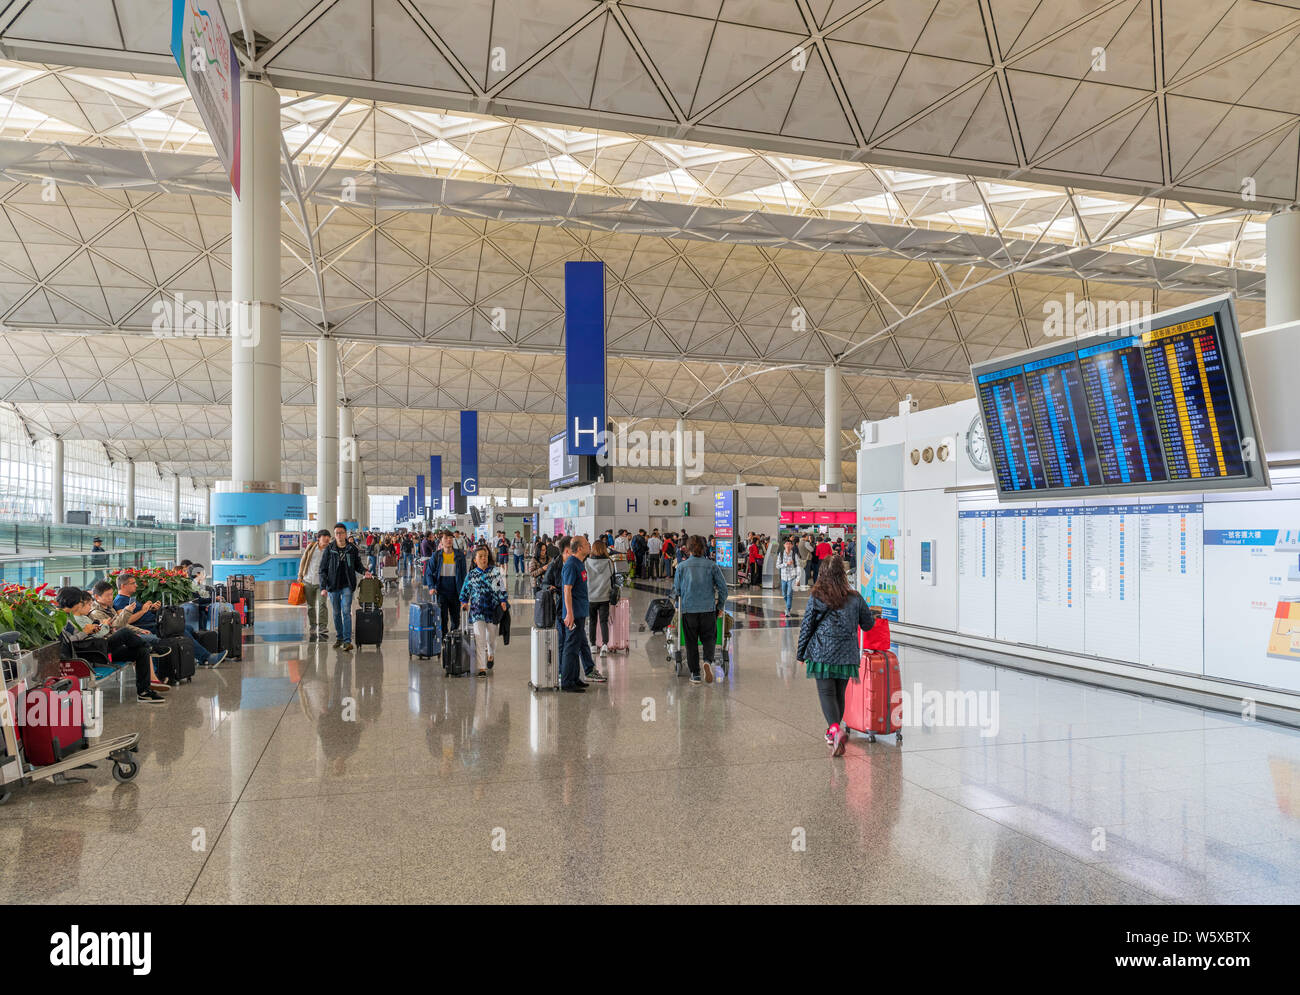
left=970, top=297, right=1267, bottom=500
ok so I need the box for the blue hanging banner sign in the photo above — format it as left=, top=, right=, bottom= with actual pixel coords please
left=564, top=261, right=606, bottom=456
left=430, top=456, right=442, bottom=510
left=408, top=487, right=416, bottom=518
left=460, top=411, right=479, bottom=495
left=416, top=474, right=425, bottom=514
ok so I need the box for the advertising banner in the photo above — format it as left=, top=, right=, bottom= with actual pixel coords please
left=858, top=492, right=900, bottom=620
left=170, top=0, right=241, bottom=195
left=430, top=456, right=441, bottom=510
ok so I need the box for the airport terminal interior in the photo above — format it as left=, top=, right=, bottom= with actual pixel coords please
left=1, top=0, right=1300, bottom=908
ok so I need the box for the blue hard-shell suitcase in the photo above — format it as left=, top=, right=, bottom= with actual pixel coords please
left=408, top=601, right=441, bottom=659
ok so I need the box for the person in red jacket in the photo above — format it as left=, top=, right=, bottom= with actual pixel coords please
left=747, top=538, right=762, bottom=588
left=811, top=534, right=833, bottom=585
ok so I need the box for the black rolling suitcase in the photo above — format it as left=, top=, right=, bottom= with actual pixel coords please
left=159, top=634, right=196, bottom=683
left=644, top=597, right=675, bottom=633
left=442, top=630, right=471, bottom=676
left=218, top=612, right=243, bottom=660
left=355, top=605, right=384, bottom=646
left=196, top=629, right=220, bottom=654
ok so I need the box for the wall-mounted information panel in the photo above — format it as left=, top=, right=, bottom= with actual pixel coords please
left=970, top=296, right=1268, bottom=501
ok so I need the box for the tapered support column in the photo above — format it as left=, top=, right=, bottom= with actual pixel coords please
left=824, top=366, right=842, bottom=492
left=316, top=336, right=338, bottom=530
left=51, top=437, right=64, bottom=524
left=675, top=418, right=685, bottom=486
left=230, top=78, right=282, bottom=486
left=338, top=405, right=354, bottom=523
left=125, top=459, right=136, bottom=522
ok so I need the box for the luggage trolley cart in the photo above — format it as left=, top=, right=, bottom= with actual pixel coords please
left=0, top=633, right=141, bottom=804
left=665, top=597, right=731, bottom=675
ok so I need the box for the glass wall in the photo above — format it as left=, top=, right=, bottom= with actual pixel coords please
left=0, top=408, right=52, bottom=520
left=0, top=410, right=206, bottom=525
left=63, top=439, right=128, bottom=521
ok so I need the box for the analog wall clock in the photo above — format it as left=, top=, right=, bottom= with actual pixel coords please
left=965, top=415, right=991, bottom=471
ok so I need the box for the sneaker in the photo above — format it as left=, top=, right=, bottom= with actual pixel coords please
left=832, top=724, right=848, bottom=757
left=332, top=639, right=343, bottom=648
left=599, top=646, right=608, bottom=657
left=585, top=670, right=608, bottom=683
left=689, top=674, right=702, bottom=685
left=342, top=642, right=354, bottom=652
left=825, top=726, right=835, bottom=746
left=486, top=657, right=494, bottom=670
left=701, top=661, right=713, bottom=684
left=137, top=690, right=166, bottom=704
left=206, top=651, right=227, bottom=668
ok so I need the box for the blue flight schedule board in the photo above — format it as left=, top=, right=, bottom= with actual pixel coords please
left=970, top=297, right=1267, bottom=500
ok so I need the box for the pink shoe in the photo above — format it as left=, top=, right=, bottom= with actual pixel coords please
left=831, top=724, right=848, bottom=757
left=825, top=725, right=835, bottom=747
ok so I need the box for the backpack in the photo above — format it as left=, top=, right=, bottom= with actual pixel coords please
left=357, top=576, right=383, bottom=607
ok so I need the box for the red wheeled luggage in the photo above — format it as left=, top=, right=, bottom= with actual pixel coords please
left=843, top=648, right=902, bottom=743
left=594, top=598, right=630, bottom=652
left=21, top=677, right=87, bottom=766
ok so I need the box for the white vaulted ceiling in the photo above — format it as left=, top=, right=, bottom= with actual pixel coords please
left=4, top=0, right=1299, bottom=205
left=0, top=2, right=1287, bottom=491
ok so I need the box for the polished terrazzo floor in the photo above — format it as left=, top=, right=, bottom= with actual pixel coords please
left=3, top=574, right=1299, bottom=904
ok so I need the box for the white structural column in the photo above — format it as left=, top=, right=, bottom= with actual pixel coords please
left=675, top=417, right=686, bottom=486
left=316, top=336, right=338, bottom=530
left=125, top=460, right=136, bottom=522
left=351, top=458, right=362, bottom=524
left=526, top=480, right=534, bottom=505
left=172, top=476, right=181, bottom=523
left=338, top=405, right=354, bottom=523
left=359, top=471, right=369, bottom=530
left=1267, top=206, right=1300, bottom=325
left=230, top=78, right=282, bottom=485
left=824, top=366, right=842, bottom=492
left=505, top=486, right=513, bottom=507
left=204, top=486, right=211, bottom=525
left=51, top=437, right=64, bottom=524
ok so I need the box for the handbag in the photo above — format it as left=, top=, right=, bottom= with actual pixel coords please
left=797, top=605, right=830, bottom=662
left=288, top=580, right=306, bottom=606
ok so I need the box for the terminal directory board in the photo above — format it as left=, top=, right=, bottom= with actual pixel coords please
left=970, top=297, right=1267, bottom=500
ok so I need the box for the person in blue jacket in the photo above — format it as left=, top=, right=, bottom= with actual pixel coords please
left=424, top=532, right=467, bottom=635
left=671, top=536, right=728, bottom=686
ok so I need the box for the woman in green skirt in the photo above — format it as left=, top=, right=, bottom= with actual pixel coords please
left=796, top=555, right=876, bottom=756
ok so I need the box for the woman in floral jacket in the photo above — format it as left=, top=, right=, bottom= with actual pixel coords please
left=459, top=545, right=509, bottom=677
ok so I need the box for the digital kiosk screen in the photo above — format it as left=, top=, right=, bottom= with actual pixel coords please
left=971, top=297, right=1266, bottom=500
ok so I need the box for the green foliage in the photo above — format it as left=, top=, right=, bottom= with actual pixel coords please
left=0, top=583, right=69, bottom=650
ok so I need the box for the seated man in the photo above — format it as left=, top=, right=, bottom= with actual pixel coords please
left=57, top=586, right=166, bottom=704
left=113, top=574, right=226, bottom=669
left=88, top=580, right=171, bottom=693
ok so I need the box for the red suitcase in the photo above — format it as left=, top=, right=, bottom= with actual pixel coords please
left=843, top=649, right=902, bottom=743
left=594, top=598, right=630, bottom=652
left=21, top=677, right=87, bottom=766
